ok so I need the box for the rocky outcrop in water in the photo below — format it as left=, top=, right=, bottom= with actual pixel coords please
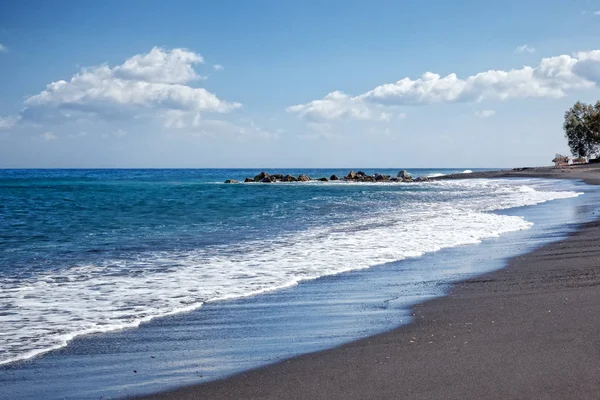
left=229, top=170, right=423, bottom=183
left=282, top=174, right=298, bottom=182
left=254, top=172, right=270, bottom=182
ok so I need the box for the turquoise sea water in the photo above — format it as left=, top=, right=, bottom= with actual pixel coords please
left=1, top=168, right=598, bottom=399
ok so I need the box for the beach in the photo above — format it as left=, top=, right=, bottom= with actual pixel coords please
left=1, top=167, right=598, bottom=400
left=138, top=166, right=600, bottom=400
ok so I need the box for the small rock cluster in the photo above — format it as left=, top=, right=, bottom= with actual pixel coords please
left=226, top=170, right=430, bottom=183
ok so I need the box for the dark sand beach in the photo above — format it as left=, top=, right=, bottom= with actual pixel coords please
left=139, top=165, right=600, bottom=400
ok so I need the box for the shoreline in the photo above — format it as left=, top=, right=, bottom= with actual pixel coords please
left=431, top=163, right=600, bottom=185
left=137, top=167, right=600, bottom=400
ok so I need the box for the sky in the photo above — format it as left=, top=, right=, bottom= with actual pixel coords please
left=1, top=0, right=600, bottom=168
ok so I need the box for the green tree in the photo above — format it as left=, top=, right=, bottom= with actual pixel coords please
left=563, top=101, right=600, bottom=158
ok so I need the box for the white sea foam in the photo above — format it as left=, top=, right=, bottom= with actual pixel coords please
left=0, top=179, right=582, bottom=365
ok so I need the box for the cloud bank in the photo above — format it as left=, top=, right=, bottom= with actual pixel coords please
left=288, top=50, right=600, bottom=121
left=10, top=47, right=240, bottom=125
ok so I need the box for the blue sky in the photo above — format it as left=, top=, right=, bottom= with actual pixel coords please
left=1, top=0, right=600, bottom=168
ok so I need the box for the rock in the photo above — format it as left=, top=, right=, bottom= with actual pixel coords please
left=356, top=171, right=367, bottom=177
left=224, top=179, right=240, bottom=184
left=261, top=176, right=274, bottom=183
left=397, top=170, right=411, bottom=179
left=297, top=174, right=311, bottom=182
left=318, top=177, right=329, bottom=181
left=346, top=171, right=357, bottom=179
left=272, top=174, right=284, bottom=180
left=374, top=173, right=390, bottom=181
left=414, top=177, right=429, bottom=182
left=282, top=174, right=297, bottom=182
left=254, top=171, right=270, bottom=182
left=244, top=178, right=253, bottom=183
left=390, top=177, right=400, bottom=182
left=402, top=176, right=413, bottom=182
left=363, top=175, right=376, bottom=182
left=330, top=174, right=340, bottom=181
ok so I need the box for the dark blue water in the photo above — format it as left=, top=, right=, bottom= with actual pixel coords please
left=0, top=168, right=597, bottom=399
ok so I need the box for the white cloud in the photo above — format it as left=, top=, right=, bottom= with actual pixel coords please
left=213, top=64, right=224, bottom=71
left=0, top=44, right=7, bottom=53
left=0, top=115, right=20, bottom=130
left=515, top=44, right=536, bottom=54
left=288, top=50, right=600, bottom=120
left=114, top=47, right=204, bottom=84
left=594, top=10, right=600, bottom=15
left=12, top=47, right=240, bottom=125
left=286, top=91, right=400, bottom=121
left=572, top=50, right=600, bottom=83
left=42, top=132, right=57, bottom=141
left=475, top=110, right=496, bottom=118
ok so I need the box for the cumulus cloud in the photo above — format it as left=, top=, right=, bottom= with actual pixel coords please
left=475, top=110, right=496, bottom=118
left=113, top=47, right=204, bottom=83
left=288, top=50, right=600, bottom=120
left=0, top=44, right=7, bottom=53
left=286, top=91, right=399, bottom=121
left=515, top=44, right=536, bottom=54
left=572, top=50, right=600, bottom=84
left=213, top=64, right=224, bottom=71
left=9, top=47, right=240, bottom=125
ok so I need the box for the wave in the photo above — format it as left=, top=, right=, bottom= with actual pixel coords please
left=0, top=179, right=582, bottom=365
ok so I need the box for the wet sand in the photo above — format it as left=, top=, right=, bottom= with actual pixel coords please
left=138, top=166, right=600, bottom=400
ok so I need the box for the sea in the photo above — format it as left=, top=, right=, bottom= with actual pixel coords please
left=1, top=168, right=599, bottom=399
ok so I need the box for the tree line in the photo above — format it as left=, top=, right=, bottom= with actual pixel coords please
left=563, top=101, right=600, bottom=158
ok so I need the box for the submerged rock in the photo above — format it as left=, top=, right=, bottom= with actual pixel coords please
left=318, top=177, right=329, bottom=181
left=224, top=179, right=240, bottom=184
